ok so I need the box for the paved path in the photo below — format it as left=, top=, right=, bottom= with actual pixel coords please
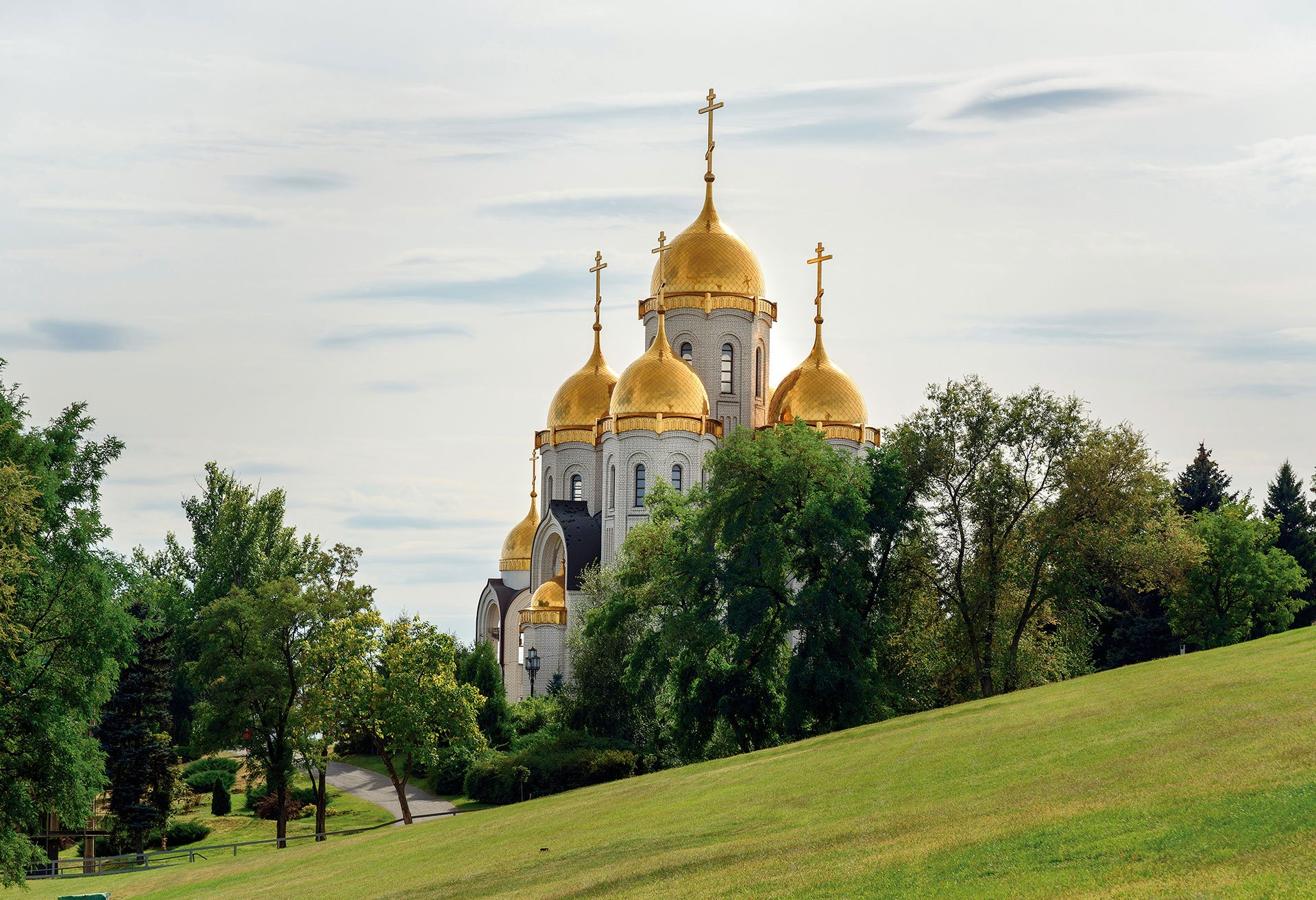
left=325, top=760, right=456, bottom=825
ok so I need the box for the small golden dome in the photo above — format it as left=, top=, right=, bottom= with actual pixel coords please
left=769, top=321, right=867, bottom=427
left=547, top=329, right=617, bottom=429
left=609, top=309, right=710, bottom=419
left=648, top=189, right=764, bottom=298
left=498, top=492, right=538, bottom=572
left=529, top=570, right=566, bottom=610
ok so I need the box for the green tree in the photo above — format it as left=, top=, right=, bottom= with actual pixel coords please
left=1263, top=461, right=1316, bottom=626
left=1168, top=502, right=1309, bottom=648
left=191, top=543, right=369, bottom=847
left=345, top=616, right=485, bottom=824
left=0, top=368, right=134, bottom=885
left=209, top=778, right=231, bottom=815
left=96, top=561, right=176, bottom=854
left=1174, top=442, right=1235, bottom=515
left=166, top=463, right=313, bottom=751
left=457, top=640, right=513, bottom=748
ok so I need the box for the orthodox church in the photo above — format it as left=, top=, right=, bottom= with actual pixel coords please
left=475, top=91, right=880, bottom=701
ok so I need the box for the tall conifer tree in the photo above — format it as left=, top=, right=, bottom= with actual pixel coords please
left=1174, top=442, right=1235, bottom=515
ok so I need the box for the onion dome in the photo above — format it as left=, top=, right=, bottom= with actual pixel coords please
left=648, top=188, right=764, bottom=298
left=609, top=304, right=710, bottom=419
left=499, top=456, right=539, bottom=572
left=547, top=328, right=617, bottom=429
left=520, top=565, right=567, bottom=626
left=768, top=244, right=867, bottom=427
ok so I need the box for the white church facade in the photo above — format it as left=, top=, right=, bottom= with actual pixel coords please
left=475, top=91, right=879, bottom=701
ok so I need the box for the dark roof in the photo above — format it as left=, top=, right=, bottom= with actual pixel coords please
left=547, top=500, right=602, bottom=591
left=485, top=578, right=521, bottom=617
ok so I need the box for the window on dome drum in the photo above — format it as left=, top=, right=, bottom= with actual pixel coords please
left=721, top=343, right=734, bottom=394
left=634, top=463, right=646, bottom=507
left=671, top=464, right=683, bottom=492
left=545, top=475, right=553, bottom=501
left=570, top=473, right=582, bottom=502
left=680, top=341, right=693, bottom=362
left=755, top=346, right=763, bottom=398
left=608, top=465, right=615, bottom=509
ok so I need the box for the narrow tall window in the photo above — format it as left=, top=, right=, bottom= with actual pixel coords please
left=671, top=464, right=683, bottom=492
left=721, top=343, right=734, bottom=394
left=570, top=473, right=583, bottom=502
left=608, top=465, right=616, bottom=509
left=680, top=341, right=693, bottom=362
left=754, top=346, right=763, bottom=398
left=545, top=475, right=553, bottom=501
left=634, top=464, right=647, bottom=507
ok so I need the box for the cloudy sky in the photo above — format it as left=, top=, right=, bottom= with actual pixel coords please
left=4, top=2, right=1316, bottom=638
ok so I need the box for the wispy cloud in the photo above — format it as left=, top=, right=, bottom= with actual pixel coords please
left=241, top=169, right=352, bottom=193
left=943, top=78, right=1155, bottom=123
left=317, top=322, right=469, bottom=348
left=0, top=318, right=146, bottom=352
left=1201, top=326, right=1316, bottom=363
left=365, top=380, right=423, bottom=394
left=970, top=309, right=1171, bottom=345
left=326, top=266, right=579, bottom=305
left=29, top=200, right=276, bottom=228
left=344, top=513, right=503, bottom=530
left=1175, top=135, right=1316, bottom=196
left=481, top=189, right=689, bottom=220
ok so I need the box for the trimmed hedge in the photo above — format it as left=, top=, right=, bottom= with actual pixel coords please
left=181, top=756, right=241, bottom=779
left=463, top=730, right=637, bottom=804
left=210, top=778, right=232, bottom=814
left=166, top=820, right=211, bottom=846
left=184, top=769, right=235, bottom=793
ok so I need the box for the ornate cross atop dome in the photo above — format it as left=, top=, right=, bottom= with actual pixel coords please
left=699, top=87, right=724, bottom=185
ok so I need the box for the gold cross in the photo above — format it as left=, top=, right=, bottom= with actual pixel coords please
left=651, top=230, right=672, bottom=309
left=589, top=250, right=607, bottom=330
left=529, top=447, right=538, bottom=497
left=808, top=242, right=833, bottom=321
left=699, top=88, right=724, bottom=182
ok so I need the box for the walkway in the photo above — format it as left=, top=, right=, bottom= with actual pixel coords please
left=325, top=760, right=456, bottom=825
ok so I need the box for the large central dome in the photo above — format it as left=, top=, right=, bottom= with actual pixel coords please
left=648, top=189, right=764, bottom=298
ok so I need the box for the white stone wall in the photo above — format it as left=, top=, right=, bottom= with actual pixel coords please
left=517, top=622, right=568, bottom=698
left=599, top=426, right=719, bottom=564
left=644, top=306, right=773, bottom=432
left=501, top=589, right=531, bottom=702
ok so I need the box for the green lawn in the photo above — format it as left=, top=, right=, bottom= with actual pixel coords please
left=20, top=628, right=1316, bottom=898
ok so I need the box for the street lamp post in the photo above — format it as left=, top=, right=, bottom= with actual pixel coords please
left=526, top=646, right=541, bottom=697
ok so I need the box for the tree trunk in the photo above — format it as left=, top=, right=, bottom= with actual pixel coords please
left=315, top=755, right=328, bottom=841
left=380, top=752, right=413, bottom=825
left=275, top=779, right=288, bottom=849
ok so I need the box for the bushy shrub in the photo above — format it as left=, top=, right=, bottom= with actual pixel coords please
left=244, top=781, right=318, bottom=808
left=463, top=729, right=637, bottom=804
left=426, top=744, right=480, bottom=795
left=510, top=696, right=557, bottom=737
left=166, top=820, right=211, bottom=847
left=252, top=793, right=305, bottom=821
left=184, top=769, right=235, bottom=793
left=181, top=756, right=241, bottom=779
left=210, top=779, right=232, bottom=815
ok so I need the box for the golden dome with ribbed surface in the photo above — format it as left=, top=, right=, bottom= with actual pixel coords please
left=547, top=327, right=617, bottom=429
left=529, top=570, right=565, bottom=609
left=648, top=188, right=764, bottom=298
left=769, top=319, right=867, bottom=427
left=609, top=309, right=710, bottom=418
left=498, top=492, right=538, bottom=572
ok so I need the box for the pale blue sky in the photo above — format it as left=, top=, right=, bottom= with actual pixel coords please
left=3, top=2, right=1316, bottom=638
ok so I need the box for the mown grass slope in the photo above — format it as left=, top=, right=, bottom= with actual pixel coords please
left=22, top=628, right=1316, bottom=898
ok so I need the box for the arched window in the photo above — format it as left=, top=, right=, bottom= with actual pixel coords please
left=721, top=343, right=734, bottom=394
left=608, top=465, right=616, bottom=509
left=671, top=464, right=683, bottom=492
left=755, top=346, right=763, bottom=397
left=680, top=341, right=693, bottom=362
left=701, top=466, right=707, bottom=487
left=634, top=463, right=647, bottom=507
left=545, top=475, right=553, bottom=501
left=570, top=473, right=583, bottom=502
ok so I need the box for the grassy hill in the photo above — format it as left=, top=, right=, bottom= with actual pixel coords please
left=21, top=628, right=1316, bottom=898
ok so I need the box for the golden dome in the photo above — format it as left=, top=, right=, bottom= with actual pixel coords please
left=498, top=491, right=538, bottom=572
left=648, top=188, right=764, bottom=298
left=769, top=320, right=867, bottom=427
left=520, top=565, right=567, bottom=627
left=547, top=328, right=617, bottom=429
left=609, top=308, right=710, bottom=419
left=529, top=570, right=565, bottom=609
